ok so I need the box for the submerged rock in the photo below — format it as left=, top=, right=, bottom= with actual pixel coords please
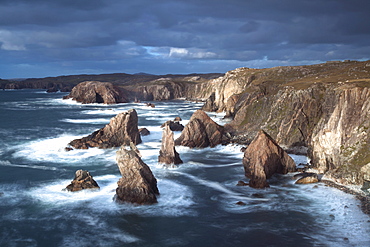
left=115, top=145, right=159, bottom=205
left=139, top=128, right=150, bottom=136
left=65, top=170, right=100, bottom=192
left=161, top=120, right=184, bottom=131
left=63, top=81, right=127, bottom=104
left=294, top=172, right=319, bottom=184
left=243, top=130, right=297, bottom=188
left=175, top=110, right=225, bottom=148
left=69, top=109, right=141, bottom=149
left=158, top=125, right=183, bottom=166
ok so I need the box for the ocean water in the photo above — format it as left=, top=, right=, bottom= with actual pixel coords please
left=0, top=89, right=369, bottom=247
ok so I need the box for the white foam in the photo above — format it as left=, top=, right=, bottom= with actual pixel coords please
left=0, top=160, right=64, bottom=171
left=12, top=134, right=116, bottom=164
left=61, top=118, right=110, bottom=124
left=29, top=174, right=195, bottom=217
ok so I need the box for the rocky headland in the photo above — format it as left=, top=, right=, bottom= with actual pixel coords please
left=200, top=60, right=370, bottom=191
left=63, top=81, right=128, bottom=104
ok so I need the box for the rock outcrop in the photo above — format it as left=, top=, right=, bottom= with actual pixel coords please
left=175, top=110, right=225, bottom=148
left=243, top=130, right=297, bottom=188
left=63, top=81, right=127, bottom=104
left=65, top=170, right=100, bottom=192
left=161, top=120, right=184, bottom=131
left=158, top=125, right=183, bottom=166
left=69, top=109, right=141, bottom=149
left=115, top=145, right=159, bottom=205
left=139, top=128, right=150, bottom=136
left=293, top=172, right=319, bottom=184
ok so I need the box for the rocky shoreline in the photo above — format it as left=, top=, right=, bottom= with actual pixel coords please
left=321, top=180, right=370, bottom=216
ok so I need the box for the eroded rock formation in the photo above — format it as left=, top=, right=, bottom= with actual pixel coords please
left=63, top=81, right=127, bottom=104
left=161, top=120, right=184, bottom=131
left=115, top=145, right=159, bottom=205
left=243, top=130, right=297, bottom=188
left=158, top=125, right=183, bottom=166
left=175, top=110, right=225, bottom=148
left=69, top=109, right=141, bottom=149
left=65, top=170, right=100, bottom=192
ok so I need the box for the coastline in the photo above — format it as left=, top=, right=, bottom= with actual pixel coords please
left=321, top=179, right=370, bottom=216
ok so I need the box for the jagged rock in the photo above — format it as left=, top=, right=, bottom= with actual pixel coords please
left=294, top=172, right=319, bottom=184
left=115, top=145, right=159, bottom=205
left=139, top=128, right=150, bottom=136
left=243, top=130, right=297, bottom=188
left=65, top=170, right=100, bottom=192
left=158, top=125, right=183, bottom=166
left=63, top=81, right=127, bottom=104
left=69, top=109, right=141, bottom=149
left=161, top=120, right=184, bottom=131
left=175, top=110, right=225, bottom=148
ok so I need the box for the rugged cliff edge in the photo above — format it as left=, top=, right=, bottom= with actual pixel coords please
left=201, top=60, right=370, bottom=189
left=63, top=81, right=128, bottom=104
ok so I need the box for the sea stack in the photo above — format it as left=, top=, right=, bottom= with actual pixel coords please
left=68, top=109, right=142, bottom=149
left=243, top=130, right=297, bottom=188
left=65, top=170, right=100, bottom=192
left=158, top=125, right=183, bottom=166
left=175, top=109, right=225, bottom=148
left=115, top=144, right=159, bottom=205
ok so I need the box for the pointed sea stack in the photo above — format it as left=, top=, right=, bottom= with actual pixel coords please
left=65, top=170, right=100, bottom=192
left=68, top=109, right=142, bottom=149
left=243, top=130, right=296, bottom=188
left=115, top=144, right=159, bottom=205
left=158, top=125, right=183, bottom=166
left=175, top=110, right=224, bottom=148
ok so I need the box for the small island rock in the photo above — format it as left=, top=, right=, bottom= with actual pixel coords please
left=65, top=170, right=100, bottom=192
left=175, top=110, right=225, bottom=148
left=243, top=130, right=297, bottom=188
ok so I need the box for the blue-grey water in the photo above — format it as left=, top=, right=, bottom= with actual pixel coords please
left=0, top=89, right=369, bottom=247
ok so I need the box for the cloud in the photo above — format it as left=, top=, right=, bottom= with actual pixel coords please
left=169, top=47, right=217, bottom=59
left=0, top=0, right=369, bottom=78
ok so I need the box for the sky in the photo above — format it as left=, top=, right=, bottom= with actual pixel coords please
left=0, top=0, right=369, bottom=79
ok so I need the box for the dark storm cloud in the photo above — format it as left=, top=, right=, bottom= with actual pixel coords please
left=0, top=0, right=369, bottom=78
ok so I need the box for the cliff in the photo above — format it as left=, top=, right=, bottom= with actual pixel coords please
left=201, top=60, right=370, bottom=188
left=63, top=81, right=128, bottom=104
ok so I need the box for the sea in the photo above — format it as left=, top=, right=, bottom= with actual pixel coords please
left=0, top=89, right=369, bottom=247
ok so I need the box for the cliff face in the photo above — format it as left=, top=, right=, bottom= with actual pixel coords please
left=123, top=74, right=222, bottom=101
left=310, top=86, right=370, bottom=185
left=202, top=60, right=370, bottom=187
left=64, top=81, right=127, bottom=104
